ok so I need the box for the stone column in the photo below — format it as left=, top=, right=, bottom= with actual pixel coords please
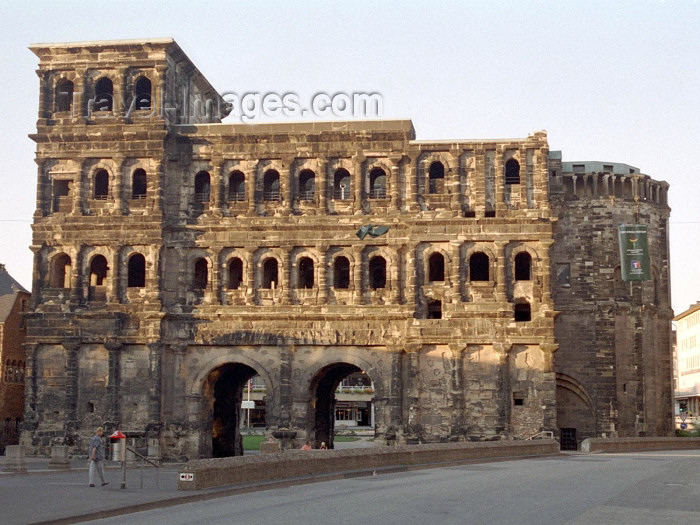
left=385, top=347, right=404, bottom=444
left=210, top=248, right=221, bottom=305
left=147, top=343, right=163, bottom=429
left=210, top=157, right=224, bottom=215
left=493, top=343, right=512, bottom=436
left=171, top=343, right=188, bottom=421
left=317, top=244, right=328, bottom=304
left=494, top=149, right=505, bottom=215
left=278, top=345, right=294, bottom=429
left=281, top=249, right=292, bottom=305
left=36, top=70, right=49, bottom=119
left=390, top=247, right=401, bottom=305
left=23, top=343, right=39, bottom=430
left=72, top=158, right=86, bottom=216
left=352, top=245, right=364, bottom=305
left=104, top=340, right=122, bottom=424
left=73, top=68, right=86, bottom=124
left=539, top=239, right=555, bottom=306
left=317, top=159, right=328, bottom=213
left=34, top=158, right=48, bottom=217
left=404, top=344, right=422, bottom=442
left=405, top=244, right=417, bottom=310
left=448, top=152, right=461, bottom=213
left=154, top=65, right=167, bottom=122
left=539, top=343, right=559, bottom=431
left=352, top=155, right=365, bottom=214
left=248, top=163, right=258, bottom=216
left=29, top=245, right=41, bottom=309
left=62, top=339, right=81, bottom=427
left=389, top=157, right=401, bottom=210
left=245, top=247, right=256, bottom=305
left=281, top=159, right=293, bottom=216
left=447, top=344, right=466, bottom=439
left=111, top=155, right=125, bottom=215
left=495, top=241, right=507, bottom=302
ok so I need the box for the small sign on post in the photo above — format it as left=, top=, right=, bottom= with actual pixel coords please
left=110, top=430, right=127, bottom=489
left=179, top=472, right=194, bottom=482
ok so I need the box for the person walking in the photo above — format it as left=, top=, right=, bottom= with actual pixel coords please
left=88, top=427, right=108, bottom=487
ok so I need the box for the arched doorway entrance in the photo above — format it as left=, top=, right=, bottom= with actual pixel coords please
left=310, top=362, right=374, bottom=449
left=556, top=373, right=596, bottom=451
left=203, top=363, right=262, bottom=457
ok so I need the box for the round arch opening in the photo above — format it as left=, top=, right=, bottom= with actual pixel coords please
left=309, top=363, right=375, bottom=449
left=203, top=363, right=267, bottom=458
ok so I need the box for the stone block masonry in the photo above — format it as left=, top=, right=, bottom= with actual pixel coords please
left=20, top=39, right=673, bottom=460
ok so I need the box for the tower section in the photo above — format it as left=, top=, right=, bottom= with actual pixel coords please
left=549, top=155, right=673, bottom=448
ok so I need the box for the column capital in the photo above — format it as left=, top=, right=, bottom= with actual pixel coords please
left=493, top=342, right=512, bottom=356
left=104, top=339, right=122, bottom=352
left=448, top=343, right=467, bottom=356
left=61, top=338, right=81, bottom=352
left=539, top=342, right=559, bottom=354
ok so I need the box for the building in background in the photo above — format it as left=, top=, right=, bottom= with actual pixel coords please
left=21, top=39, right=673, bottom=459
left=673, top=302, right=700, bottom=429
left=0, top=264, right=29, bottom=452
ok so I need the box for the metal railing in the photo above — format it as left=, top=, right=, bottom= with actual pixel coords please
left=524, top=431, right=554, bottom=440
left=125, top=446, right=160, bottom=489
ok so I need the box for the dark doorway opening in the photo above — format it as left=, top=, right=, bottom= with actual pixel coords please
left=311, top=363, right=366, bottom=449
left=560, top=428, right=577, bottom=451
left=206, top=363, right=260, bottom=458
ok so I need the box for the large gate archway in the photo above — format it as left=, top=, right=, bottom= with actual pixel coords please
left=309, top=362, right=375, bottom=449
left=203, top=363, right=261, bottom=457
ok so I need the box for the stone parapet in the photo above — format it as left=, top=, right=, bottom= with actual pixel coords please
left=178, top=440, right=558, bottom=490
left=581, top=437, right=700, bottom=453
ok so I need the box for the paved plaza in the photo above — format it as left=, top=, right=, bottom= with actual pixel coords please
left=1, top=448, right=699, bottom=524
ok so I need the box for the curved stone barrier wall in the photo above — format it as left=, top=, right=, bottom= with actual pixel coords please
left=178, top=439, right=559, bottom=490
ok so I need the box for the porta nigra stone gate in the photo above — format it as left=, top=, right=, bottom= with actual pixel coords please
left=21, top=39, right=674, bottom=459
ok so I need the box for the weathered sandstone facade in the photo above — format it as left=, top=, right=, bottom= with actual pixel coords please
left=21, top=39, right=672, bottom=459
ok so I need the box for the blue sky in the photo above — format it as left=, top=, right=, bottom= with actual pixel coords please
left=0, top=0, right=697, bottom=313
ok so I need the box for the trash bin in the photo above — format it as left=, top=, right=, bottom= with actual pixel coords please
left=110, top=430, right=126, bottom=462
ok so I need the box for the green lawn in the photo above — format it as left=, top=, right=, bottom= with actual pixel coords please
left=242, top=433, right=362, bottom=451
left=242, top=434, right=266, bottom=451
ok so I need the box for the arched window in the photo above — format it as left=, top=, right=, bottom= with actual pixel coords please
left=94, top=77, right=113, bottom=112
left=514, top=302, right=531, bottom=322
left=55, top=79, right=74, bottom=112
left=132, top=169, right=147, bottom=199
left=193, top=258, right=208, bottom=290
left=228, top=171, right=245, bottom=201
left=333, top=169, right=351, bottom=200
left=369, top=256, right=387, bottom=289
left=428, top=161, right=445, bottom=194
left=194, top=171, right=211, bottom=203
left=469, top=252, right=489, bottom=281
left=89, top=255, right=108, bottom=286
left=227, top=258, right=243, bottom=289
left=299, top=170, right=315, bottom=201
left=263, top=170, right=280, bottom=201
left=298, top=257, right=314, bottom=288
left=94, top=169, right=109, bottom=199
left=428, top=252, right=445, bottom=282
left=134, top=76, right=152, bottom=110
left=514, top=252, right=532, bottom=281
left=505, top=159, right=520, bottom=185
left=369, top=168, right=387, bottom=199
left=262, top=258, right=278, bottom=289
left=334, top=256, right=350, bottom=289
left=127, top=253, right=146, bottom=288
left=50, top=253, right=71, bottom=288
